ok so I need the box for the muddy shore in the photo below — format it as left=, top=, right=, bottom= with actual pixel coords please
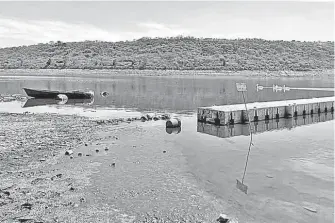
left=0, top=113, right=236, bottom=223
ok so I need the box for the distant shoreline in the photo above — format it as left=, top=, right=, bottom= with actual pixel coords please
left=0, top=69, right=333, bottom=80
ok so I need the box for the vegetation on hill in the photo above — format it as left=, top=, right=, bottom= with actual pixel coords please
left=0, top=37, right=333, bottom=71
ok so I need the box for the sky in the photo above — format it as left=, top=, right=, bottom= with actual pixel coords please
left=0, top=1, right=333, bottom=48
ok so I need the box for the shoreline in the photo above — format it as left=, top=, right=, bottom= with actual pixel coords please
left=0, top=68, right=334, bottom=80
left=0, top=112, right=235, bottom=223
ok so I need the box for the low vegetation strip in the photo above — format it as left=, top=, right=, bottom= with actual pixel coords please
left=0, top=37, right=333, bottom=71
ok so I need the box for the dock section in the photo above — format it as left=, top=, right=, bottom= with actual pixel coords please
left=197, top=96, right=335, bottom=125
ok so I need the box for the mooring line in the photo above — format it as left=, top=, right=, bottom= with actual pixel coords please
left=241, top=91, right=253, bottom=184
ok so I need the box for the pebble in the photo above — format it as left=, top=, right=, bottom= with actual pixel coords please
left=65, top=150, right=73, bottom=155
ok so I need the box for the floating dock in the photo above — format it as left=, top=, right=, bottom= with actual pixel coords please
left=197, top=96, right=335, bottom=125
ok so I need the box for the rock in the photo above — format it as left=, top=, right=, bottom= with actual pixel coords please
left=70, top=156, right=74, bottom=159
left=140, top=116, right=148, bottom=122
left=217, top=214, right=230, bottom=223
left=303, top=206, right=317, bottom=213
left=95, top=149, right=99, bottom=153
left=161, top=114, right=170, bottom=120
left=78, top=153, right=83, bottom=156
left=21, top=202, right=33, bottom=210
left=110, top=163, right=116, bottom=167
left=85, top=143, right=88, bottom=146
left=86, top=154, right=91, bottom=157
left=100, top=91, right=109, bottom=97
left=69, top=187, right=75, bottom=191
left=65, top=150, right=73, bottom=155
left=153, top=116, right=160, bottom=121
left=39, top=158, right=46, bottom=162
left=79, top=197, right=86, bottom=202
left=104, top=148, right=109, bottom=151
left=163, top=150, right=166, bottom=153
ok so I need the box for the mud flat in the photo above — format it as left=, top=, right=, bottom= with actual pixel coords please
left=0, top=112, right=234, bottom=223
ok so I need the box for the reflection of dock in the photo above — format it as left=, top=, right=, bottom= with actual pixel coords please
left=197, top=112, right=334, bottom=139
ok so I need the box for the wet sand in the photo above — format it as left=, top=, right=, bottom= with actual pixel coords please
left=1, top=112, right=333, bottom=223
left=0, top=113, right=230, bottom=223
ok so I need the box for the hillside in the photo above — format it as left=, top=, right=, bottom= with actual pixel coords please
left=0, top=37, right=333, bottom=71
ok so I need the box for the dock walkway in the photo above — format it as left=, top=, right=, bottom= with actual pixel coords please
left=197, top=96, right=335, bottom=125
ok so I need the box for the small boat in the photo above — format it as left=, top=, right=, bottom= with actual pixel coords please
left=23, top=88, right=94, bottom=99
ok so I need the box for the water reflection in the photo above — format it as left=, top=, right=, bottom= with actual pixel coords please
left=197, top=112, right=334, bottom=139
left=0, top=75, right=333, bottom=112
left=22, top=98, right=94, bottom=108
left=166, top=127, right=182, bottom=134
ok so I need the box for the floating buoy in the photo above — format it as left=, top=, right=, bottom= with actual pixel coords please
left=56, top=94, right=68, bottom=104
left=166, top=118, right=181, bottom=128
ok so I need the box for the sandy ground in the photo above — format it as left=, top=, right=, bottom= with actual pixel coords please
left=0, top=113, right=234, bottom=223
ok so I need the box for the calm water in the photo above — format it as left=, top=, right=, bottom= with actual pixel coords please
left=0, top=72, right=334, bottom=222
left=0, top=73, right=333, bottom=113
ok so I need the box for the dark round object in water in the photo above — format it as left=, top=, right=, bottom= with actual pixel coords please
left=166, top=127, right=181, bottom=134
left=166, top=118, right=181, bottom=128
left=100, top=91, right=109, bottom=97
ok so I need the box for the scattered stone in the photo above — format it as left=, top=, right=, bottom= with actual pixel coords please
left=70, top=156, right=74, bottom=159
left=140, top=116, right=148, bottom=122
left=303, top=206, right=317, bottom=213
left=217, top=214, right=230, bottom=223
left=65, top=150, right=73, bottom=155
left=100, top=91, right=109, bottom=97
left=21, top=202, right=33, bottom=210
left=79, top=197, right=86, bottom=203
left=104, top=148, right=109, bottom=151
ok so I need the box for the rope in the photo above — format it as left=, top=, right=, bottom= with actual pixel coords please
left=241, top=91, right=253, bottom=184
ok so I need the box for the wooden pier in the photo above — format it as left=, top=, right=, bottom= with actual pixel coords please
left=197, top=96, right=335, bottom=125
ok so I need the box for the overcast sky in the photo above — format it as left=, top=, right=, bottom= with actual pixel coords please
left=0, top=1, right=333, bottom=48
